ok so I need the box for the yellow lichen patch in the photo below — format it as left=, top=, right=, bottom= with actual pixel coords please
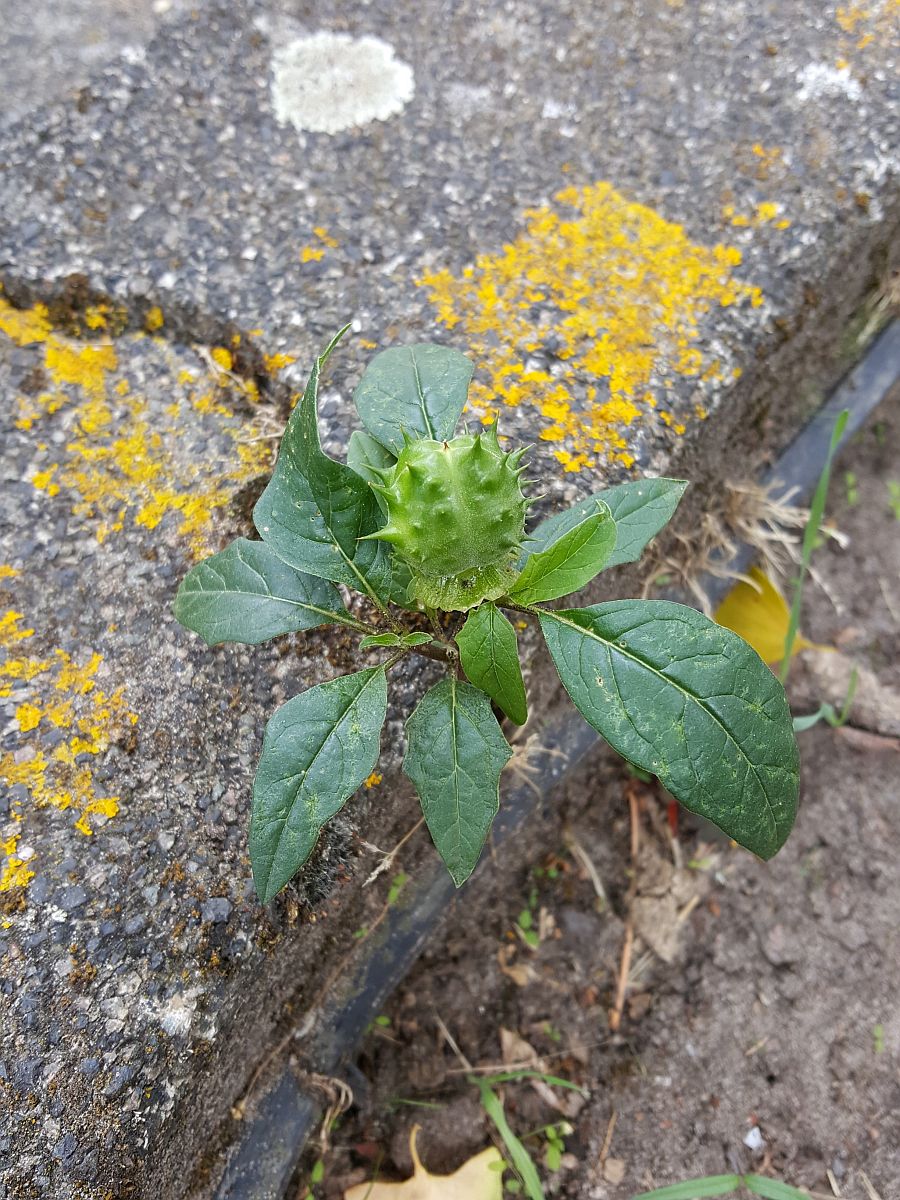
left=262, top=351, right=297, bottom=373
left=0, top=565, right=20, bottom=579
left=75, top=797, right=120, bottom=837
left=0, top=592, right=138, bottom=892
left=84, top=304, right=112, bottom=331
left=0, top=299, right=52, bottom=345
left=300, top=226, right=339, bottom=263
left=44, top=340, right=118, bottom=398
left=750, top=143, right=784, bottom=180
left=145, top=305, right=165, bottom=332
left=32, top=466, right=60, bottom=497
left=837, top=3, right=868, bottom=31
left=210, top=346, right=234, bottom=371
left=722, top=201, right=791, bottom=230
left=419, top=181, right=762, bottom=469
left=836, top=1, right=899, bottom=51
left=364, top=771, right=383, bottom=788
left=1, top=610, right=35, bottom=647
left=0, top=296, right=273, bottom=558
left=0, top=833, right=34, bottom=893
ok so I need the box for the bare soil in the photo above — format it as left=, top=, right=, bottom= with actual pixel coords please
left=300, top=400, right=900, bottom=1199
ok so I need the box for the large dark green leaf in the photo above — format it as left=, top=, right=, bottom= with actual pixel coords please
left=253, top=329, right=390, bottom=604
left=523, top=478, right=687, bottom=569
left=508, top=501, right=616, bottom=604
left=456, top=603, right=528, bottom=725
left=250, top=667, right=388, bottom=902
left=404, top=677, right=512, bottom=885
left=539, top=601, right=799, bottom=859
left=353, top=343, right=473, bottom=453
left=173, top=538, right=353, bottom=646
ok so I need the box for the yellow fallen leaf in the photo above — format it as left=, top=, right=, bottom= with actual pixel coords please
left=714, top=566, right=829, bottom=665
left=344, top=1126, right=503, bottom=1200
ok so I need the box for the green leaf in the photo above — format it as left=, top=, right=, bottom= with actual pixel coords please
left=347, top=429, right=396, bottom=512
left=358, top=632, right=431, bottom=650
left=353, top=343, right=474, bottom=453
left=539, top=601, right=799, bottom=859
left=472, top=1079, right=544, bottom=1200
left=173, top=538, right=352, bottom=646
left=359, top=632, right=403, bottom=649
left=250, top=667, right=388, bottom=902
left=456, top=603, right=528, bottom=725
left=253, top=328, right=393, bottom=605
left=793, top=666, right=857, bottom=732
left=628, top=1176, right=743, bottom=1200
left=522, top=478, right=687, bottom=569
left=508, top=501, right=616, bottom=603
left=479, top=1071, right=586, bottom=1094
left=402, top=632, right=434, bottom=647
left=744, top=1177, right=813, bottom=1200
left=404, top=677, right=512, bottom=885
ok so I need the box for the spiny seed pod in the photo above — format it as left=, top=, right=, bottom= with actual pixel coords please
left=362, top=422, right=530, bottom=611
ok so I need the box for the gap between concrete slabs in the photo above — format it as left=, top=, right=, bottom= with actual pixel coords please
left=213, top=318, right=900, bottom=1200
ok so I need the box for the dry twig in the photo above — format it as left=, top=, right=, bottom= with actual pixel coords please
left=609, top=782, right=642, bottom=1032
left=563, top=826, right=608, bottom=907
left=434, top=1013, right=473, bottom=1071
left=598, top=1110, right=618, bottom=1166
left=362, top=817, right=425, bottom=887
left=860, top=1172, right=884, bottom=1200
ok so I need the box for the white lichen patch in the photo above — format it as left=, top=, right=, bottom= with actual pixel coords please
left=158, top=987, right=205, bottom=1038
left=796, top=62, right=863, bottom=103
left=271, top=31, right=414, bottom=135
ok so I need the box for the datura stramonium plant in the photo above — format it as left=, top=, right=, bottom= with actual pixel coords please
left=174, top=329, right=800, bottom=902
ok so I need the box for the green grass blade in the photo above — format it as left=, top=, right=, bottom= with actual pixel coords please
left=793, top=705, right=830, bottom=732
left=472, top=1079, right=544, bottom=1200
left=830, top=666, right=858, bottom=725
left=479, top=1069, right=586, bottom=1093
left=792, top=664, right=858, bottom=732
left=629, top=1176, right=741, bottom=1200
left=744, top=1175, right=812, bottom=1199
left=780, top=409, right=849, bottom=684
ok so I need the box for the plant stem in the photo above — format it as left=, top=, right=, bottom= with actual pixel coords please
left=332, top=613, right=382, bottom=635
left=425, top=605, right=447, bottom=642
left=498, top=598, right=541, bottom=620
left=372, top=600, right=406, bottom=635
left=412, top=640, right=458, bottom=668
left=779, top=408, right=848, bottom=684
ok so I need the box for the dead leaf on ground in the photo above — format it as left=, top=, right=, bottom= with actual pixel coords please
left=603, top=1156, right=627, bottom=1184
left=496, top=945, right=536, bottom=987
left=499, top=1029, right=587, bottom=1118
left=500, top=1027, right=541, bottom=1069
left=344, top=1125, right=503, bottom=1200
left=631, top=843, right=705, bottom=965
left=715, top=566, right=829, bottom=665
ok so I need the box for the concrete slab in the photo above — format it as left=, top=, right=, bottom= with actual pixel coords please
left=0, top=0, right=897, bottom=1196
